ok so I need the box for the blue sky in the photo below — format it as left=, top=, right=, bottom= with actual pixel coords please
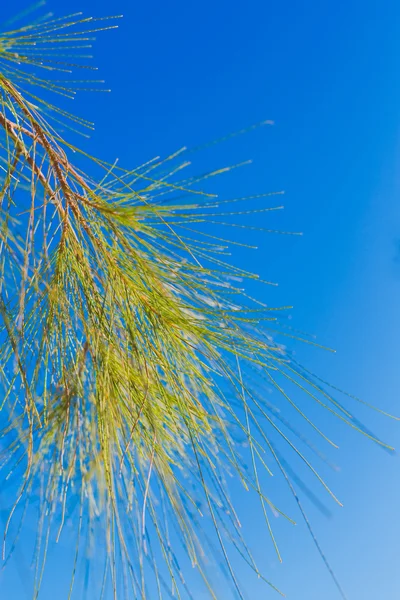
left=1, top=0, right=400, bottom=598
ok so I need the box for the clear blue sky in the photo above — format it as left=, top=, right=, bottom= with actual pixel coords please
left=1, top=1, right=400, bottom=599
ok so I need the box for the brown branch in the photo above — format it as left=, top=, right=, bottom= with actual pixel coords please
left=0, top=111, right=66, bottom=218
left=0, top=77, right=119, bottom=249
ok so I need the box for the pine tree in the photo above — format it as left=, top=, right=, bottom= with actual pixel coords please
left=0, top=7, right=395, bottom=600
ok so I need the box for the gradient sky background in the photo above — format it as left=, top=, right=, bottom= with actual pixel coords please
left=1, top=1, right=400, bottom=599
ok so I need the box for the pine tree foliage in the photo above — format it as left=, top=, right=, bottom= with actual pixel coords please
left=0, top=7, right=395, bottom=599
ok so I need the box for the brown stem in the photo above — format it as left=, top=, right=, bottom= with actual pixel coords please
left=0, top=77, right=116, bottom=249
